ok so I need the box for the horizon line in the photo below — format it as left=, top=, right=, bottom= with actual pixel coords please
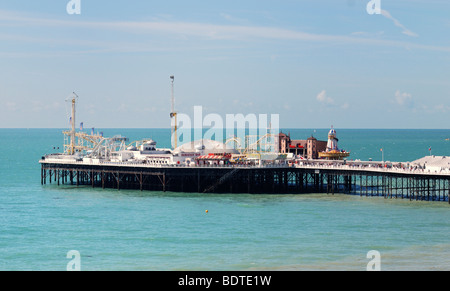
left=1, top=127, right=448, bottom=130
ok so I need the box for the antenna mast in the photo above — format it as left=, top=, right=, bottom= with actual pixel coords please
left=169, top=76, right=177, bottom=149
left=70, top=92, right=79, bottom=155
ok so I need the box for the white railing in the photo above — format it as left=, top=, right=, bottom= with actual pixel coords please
left=40, top=158, right=450, bottom=176
left=293, top=163, right=450, bottom=176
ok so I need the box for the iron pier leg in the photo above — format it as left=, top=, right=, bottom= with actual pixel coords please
left=163, top=172, right=166, bottom=192
left=197, top=169, right=200, bottom=193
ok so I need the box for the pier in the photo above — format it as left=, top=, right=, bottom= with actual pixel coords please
left=40, top=160, right=450, bottom=203
left=40, top=88, right=450, bottom=203
left=41, top=90, right=450, bottom=203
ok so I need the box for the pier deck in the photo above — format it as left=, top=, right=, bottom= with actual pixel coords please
left=40, top=160, right=450, bottom=203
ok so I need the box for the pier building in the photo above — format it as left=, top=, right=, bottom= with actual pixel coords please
left=411, top=156, right=450, bottom=173
left=278, top=132, right=327, bottom=159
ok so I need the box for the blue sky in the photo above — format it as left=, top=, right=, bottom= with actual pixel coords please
left=0, top=0, right=449, bottom=129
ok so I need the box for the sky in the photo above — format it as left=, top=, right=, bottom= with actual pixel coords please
left=0, top=0, right=449, bottom=129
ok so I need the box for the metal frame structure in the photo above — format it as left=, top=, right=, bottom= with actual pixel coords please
left=41, top=163, right=450, bottom=203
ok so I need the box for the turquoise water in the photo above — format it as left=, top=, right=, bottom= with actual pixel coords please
left=0, top=128, right=450, bottom=270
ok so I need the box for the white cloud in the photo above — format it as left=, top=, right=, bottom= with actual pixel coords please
left=5, top=101, right=17, bottom=111
left=316, top=90, right=334, bottom=104
left=381, top=10, right=418, bottom=37
left=394, top=90, right=414, bottom=107
left=219, top=13, right=248, bottom=24
left=28, top=101, right=62, bottom=113
left=3, top=9, right=449, bottom=55
left=434, top=104, right=450, bottom=113
left=316, top=91, right=349, bottom=110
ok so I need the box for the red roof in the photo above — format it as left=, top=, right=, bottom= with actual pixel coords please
left=196, top=155, right=228, bottom=160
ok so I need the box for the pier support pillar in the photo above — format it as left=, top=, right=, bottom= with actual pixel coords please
left=248, top=170, right=252, bottom=194
left=163, top=172, right=166, bottom=192
left=197, top=169, right=201, bottom=193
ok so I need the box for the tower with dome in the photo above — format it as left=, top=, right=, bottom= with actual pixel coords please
left=318, top=127, right=350, bottom=160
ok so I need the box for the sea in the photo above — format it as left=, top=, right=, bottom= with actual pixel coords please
left=1, top=128, right=449, bottom=271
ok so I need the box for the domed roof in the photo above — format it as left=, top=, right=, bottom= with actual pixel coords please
left=144, top=139, right=157, bottom=145
left=173, top=139, right=239, bottom=155
left=328, top=128, right=336, bottom=136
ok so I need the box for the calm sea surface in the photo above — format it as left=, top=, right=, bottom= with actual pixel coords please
left=0, top=128, right=449, bottom=271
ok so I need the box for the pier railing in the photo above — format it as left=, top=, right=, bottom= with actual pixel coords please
left=295, top=163, right=450, bottom=176
left=40, top=158, right=450, bottom=177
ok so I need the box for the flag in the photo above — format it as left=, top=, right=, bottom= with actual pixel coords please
left=429, top=147, right=432, bottom=151
left=380, top=148, right=383, bottom=152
